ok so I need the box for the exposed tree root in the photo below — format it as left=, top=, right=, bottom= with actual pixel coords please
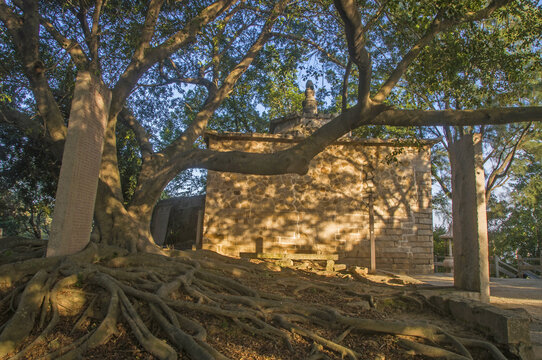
left=398, top=338, right=470, bottom=360
left=456, top=337, right=508, bottom=360
left=0, top=243, right=512, bottom=359
left=0, top=237, right=47, bottom=265
left=0, top=269, right=50, bottom=357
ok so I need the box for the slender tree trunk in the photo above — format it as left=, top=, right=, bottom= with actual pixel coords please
left=449, top=133, right=490, bottom=302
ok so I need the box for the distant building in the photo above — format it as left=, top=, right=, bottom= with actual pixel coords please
left=152, top=82, right=436, bottom=274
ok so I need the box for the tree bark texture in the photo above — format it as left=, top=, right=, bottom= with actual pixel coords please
left=47, top=71, right=111, bottom=257
left=450, top=133, right=490, bottom=303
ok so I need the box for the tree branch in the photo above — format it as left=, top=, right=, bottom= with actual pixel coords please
left=372, top=107, right=541, bottom=127
left=112, top=0, right=236, bottom=116
left=0, top=105, right=64, bottom=158
left=0, top=1, right=67, bottom=145
left=139, top=76, right=217, bottom=94
left=334, top=0, right=371, bottom=105
left=132, top=0, right=165, bottom=62
left=89, top=0, right=104, bottom=68
left=39, top=16, right=89, bottom=70
left=164, top=0, right=288, bottom=156
left=169, top=104, right=542, bottom=183
left=373, top=0, right=512, bottom=103
left=485, top=123, right=532, bottom=200
left=169, top=101, right=388, bottom=178
left=156, top=59, right=218, bottom=95
left=342, top=58, right=353, bottom=112
left=183, top=116, right=362, bottom=178
left=269, top=32, right=346, bottom=68
left=0, top=106, right=43, bottom=139
left=432, top=166, right=452, bottom=199
left=363, top=0, right=388, bottom=32
left=119, top=108, right=154, bottom=158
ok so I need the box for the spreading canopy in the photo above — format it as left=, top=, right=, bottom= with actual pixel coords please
left=0, top=0, right=540, bottom=249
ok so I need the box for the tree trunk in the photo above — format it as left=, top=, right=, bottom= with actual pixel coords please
left=92, top=115, right=163, bottom=253
left=47, top=71, right=111, bottom=257
left=449, top=133, right=490, bottom=303
left=93, top=193, right=157, bottom=253
left=93, top=171, right=178, bottom=253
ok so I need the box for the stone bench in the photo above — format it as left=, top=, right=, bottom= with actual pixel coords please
left=240, top=252, right=338, bottom=271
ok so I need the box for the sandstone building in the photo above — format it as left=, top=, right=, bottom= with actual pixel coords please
left=200, top=83, right=436, bottom=274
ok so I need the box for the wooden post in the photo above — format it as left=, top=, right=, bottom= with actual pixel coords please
left=517, top=255, right=523, bottom=278
left=369, top=192, right=376, bottom=274
left=495, top=255, right=500, bottom=278
left=195, top=209, right=204, bottom=250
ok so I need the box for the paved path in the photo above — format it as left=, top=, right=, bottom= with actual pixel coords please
left=413, top=273, right=542, bottom=358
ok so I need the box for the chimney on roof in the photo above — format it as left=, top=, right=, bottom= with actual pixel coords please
left=302, top=80, right=317, bottom=115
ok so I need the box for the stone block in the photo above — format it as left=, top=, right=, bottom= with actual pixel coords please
left=412, top=264, right=434, bottom=273
left=411, top=258, right=432, bottom=264
left=430, top=295, right=533, bottom=358
left=416, top=218, right=433, bottom=225
left=279, top=258, right=294, bottom=267
left=403, top=234, right=417, bottom=242
left=384, top=229, right=403, bottom=235
left=472, top=305, right=531, bottom=345
left=334, top=263, right=347, bottom=271
left=375, top=240, right=396, bottom=248
left=375, top=257, right=394, bottom=264
left=410, top=240, right=433, bottom=247
left=378, top=247, right=408, bottom=254
left=376, top=235, right=402, bottom=241
left=411, top=247, right=432, bottom=254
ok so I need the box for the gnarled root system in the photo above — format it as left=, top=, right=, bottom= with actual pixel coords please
left=0, top=243, right=509, bottom=359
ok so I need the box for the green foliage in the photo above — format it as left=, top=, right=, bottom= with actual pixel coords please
left=396, top=0, right=541, bottom=110
left=489, top=124, right=542, bottom=258
left=116, top=121, right=142, bottom=203
left=257, top=48, right=305, bottom=121
left=384, top=0, right=542, bottom=232
left=0, top=124, right=59, bottom=238
left=432, top=226, right=448, bottom=257
left=353, top=125, right=418, bottom=140
left=164, top=170, right=207, bottom=198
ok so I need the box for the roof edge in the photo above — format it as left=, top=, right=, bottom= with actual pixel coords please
left=204, top=130, right=440, bottom=147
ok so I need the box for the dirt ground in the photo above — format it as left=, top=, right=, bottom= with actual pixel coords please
left=0, top=243, right=529, bottom=359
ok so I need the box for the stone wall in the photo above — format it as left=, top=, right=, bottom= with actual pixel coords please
left=203, top=132, right=434, bottom=274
